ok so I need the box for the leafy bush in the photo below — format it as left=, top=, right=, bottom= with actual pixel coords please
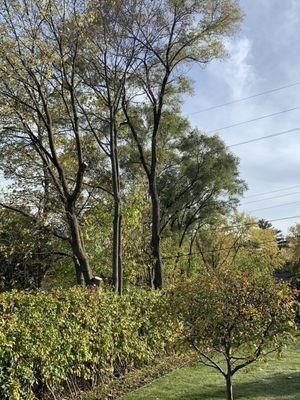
left=0, top=288, right=177, bottom=399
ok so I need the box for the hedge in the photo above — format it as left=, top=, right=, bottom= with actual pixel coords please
left=0, top=288, right=177, bottom=399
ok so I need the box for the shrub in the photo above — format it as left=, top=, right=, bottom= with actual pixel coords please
left=0, top=288, right=176, bottom=399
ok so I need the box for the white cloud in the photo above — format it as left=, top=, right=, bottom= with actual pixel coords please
left=221, top=37, right=256, bottom=99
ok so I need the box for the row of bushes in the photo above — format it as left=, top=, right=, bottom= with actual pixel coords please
left=0, top=288, right=177, bottom=400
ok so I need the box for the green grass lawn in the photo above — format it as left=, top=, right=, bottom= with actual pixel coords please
left=122, top=340, right=300, bottom=400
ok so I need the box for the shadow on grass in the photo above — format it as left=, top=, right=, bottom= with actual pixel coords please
left=176, top=372, right=300, bottom=400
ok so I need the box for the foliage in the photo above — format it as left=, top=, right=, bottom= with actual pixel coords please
left=0, top=209, right=65, bottom=291
left=285, top=223, right=300, bottom=280
left=82, top=185, right=152, bottom=286
left=159, top=132, right=245, bottom=235
left=0, top=287, right=177, bottom=400
left=173, top=268, right=297, bottom=400
left=157, top=129, right=246, bottom=280
left=159, top=213, right=287, bottom=284
left=258, top=219, right=287, bottom=249
left=191, top=214, right=286, bottom=275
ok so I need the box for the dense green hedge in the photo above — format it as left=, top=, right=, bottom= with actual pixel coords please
left=0, top=288, right=177, bottom=400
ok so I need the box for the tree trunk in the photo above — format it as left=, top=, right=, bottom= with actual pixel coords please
left=226, top=375, right=233, bottom=400
left=149, top=178, right=163, bottom=289
left=66, top=206, right=93, bottom=285
left=110, top=122, right=122, bottom=294
left=112, top=199, right=121, bottom=293
left=74, top=256, right=85, bottom=286
left=118, top=213, right=123, bottom=295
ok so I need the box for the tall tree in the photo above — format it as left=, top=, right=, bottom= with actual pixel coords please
left=0, top=0, right=98, bottom=285
left=76, top=0, right=140, bottom=294
left=258, top=219, right=287, bottom=249
left=122, top=0, right=243, bottom=288
left=159, top=130, right=245, bottom=272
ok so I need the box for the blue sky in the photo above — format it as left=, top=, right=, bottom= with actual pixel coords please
left=182, top=0, right=300, bottom=234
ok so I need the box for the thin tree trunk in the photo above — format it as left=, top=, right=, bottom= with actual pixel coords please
left=112, top=200, right=120, bottom=293
left=66, top=206, right=93, bottom=285
left=110, top=122, right=122, bottom=294
left=225, top=350, right=234, bottom=400
left=226, top=375, right=233, bottom=400
left=149, top=178, right=163, bottom=290
left=118, top=213, right=123, bottom=295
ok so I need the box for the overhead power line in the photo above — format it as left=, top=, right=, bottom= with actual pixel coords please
left=207, top=106, right=300, bottom=134
left=240, top=215, right=300, bottom=225
left=233, top=215, right=300, bottom=226
left=267, top=215, right=300, bottom=223
left=248, top=200, right=300, bottom=213
left=229, top=127, right=300, bottom=147
left=187, top=81, right=300, bottom=115
left=242, top=190, right=300, bottom=205
left=244, top=185, right=300, bottom=199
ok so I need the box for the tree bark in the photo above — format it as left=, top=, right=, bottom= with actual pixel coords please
left=226, top=375, right=233, bottom=400
left=225, top=347, right=234, bottom=400
left=74, top=256, right=85, bottom=286
left=112, top=199, right=121, bottom=293
left=118, top=212, right=123, bottom=295
left=110, top=121, right=122, bottom=294
left=66, top=205, right=93, bottom=285
left=149, top=177, right=163, bottom=289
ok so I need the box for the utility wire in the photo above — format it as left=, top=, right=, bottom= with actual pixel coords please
left=212, top=215, right=300, bottom=228
left=187, top=82, right=300, bottom=115
left=207, top=106, right=300, bottom=134
left=228, top=127, right=300, bottom=147
left=244, top=185, right=300, bottom=199
left=209, top=215, right=300, bottom=230
left=242, top=190, right=300, bottom=205
left=248, top=200, right=300, bottom=213
left=255, top=215, right=300, bottom=223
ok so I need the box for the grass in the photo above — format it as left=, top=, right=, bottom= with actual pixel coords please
left=122, top=340, right=300, bottom=400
